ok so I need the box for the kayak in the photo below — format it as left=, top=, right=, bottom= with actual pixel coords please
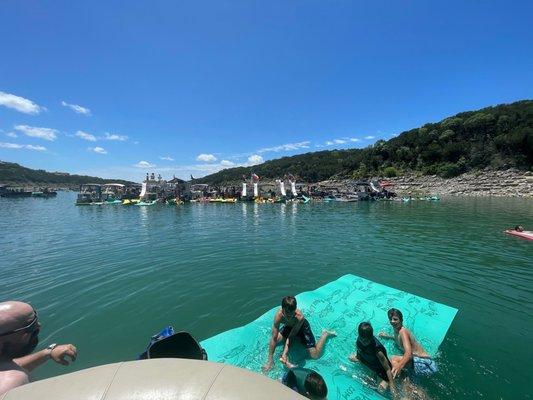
left=505, top=230, right=533, bottom=241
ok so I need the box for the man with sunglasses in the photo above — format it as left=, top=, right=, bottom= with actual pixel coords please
left=0, top=301, right=77, bottom=395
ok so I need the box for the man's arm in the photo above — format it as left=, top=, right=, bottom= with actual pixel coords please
left=377, top=351, right=398, bottom=400
left=14, top=344, right=77, bottom=372
left=0, top=369, right=29, bottom=396
left=391, top=330, right=412, bottom=378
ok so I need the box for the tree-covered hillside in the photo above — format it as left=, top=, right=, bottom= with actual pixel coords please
left=198, top=100, right=533, bottom=184
left=0, top=161, right=133, bottom=186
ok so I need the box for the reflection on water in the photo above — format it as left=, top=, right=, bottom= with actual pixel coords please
left=0, top=193, right=531, bottom=399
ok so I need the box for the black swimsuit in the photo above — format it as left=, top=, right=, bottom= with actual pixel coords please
left=356, top=336, right=392, bottom=381
left=280, top=318, right=317, bottom=348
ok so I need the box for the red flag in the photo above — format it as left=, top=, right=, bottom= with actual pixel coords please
left=252, top=173, right=260, bottom=182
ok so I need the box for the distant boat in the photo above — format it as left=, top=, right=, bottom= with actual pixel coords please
left=31, top=189, right=57, bottom=198
left=0, top=186, right=32, bottom=198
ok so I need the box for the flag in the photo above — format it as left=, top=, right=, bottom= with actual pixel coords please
left=287, top=173, right=295, bottom=182
left=252, top=173, right=260, bottom=182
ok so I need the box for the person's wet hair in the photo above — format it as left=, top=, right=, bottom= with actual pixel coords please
left=358, top=322, right=373, bottom=339
left=305, top=371, right=328, bottom=399
left=387, top=308, right=403, bottom=322
left=281, top=296, right=297, bottom=312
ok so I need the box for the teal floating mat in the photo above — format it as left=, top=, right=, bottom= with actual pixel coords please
left=201, top=274, right=458, bottom=400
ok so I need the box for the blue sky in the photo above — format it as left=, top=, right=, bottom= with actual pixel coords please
left=1, top=1, right=532, bottom=182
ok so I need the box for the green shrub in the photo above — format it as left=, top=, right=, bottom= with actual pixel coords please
left=437, top=163, right=461, bottom=178
left=383, top=166, right=398, bottom=177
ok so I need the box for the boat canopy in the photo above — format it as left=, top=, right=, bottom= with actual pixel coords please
left=1, top=359, right=304, bottom=400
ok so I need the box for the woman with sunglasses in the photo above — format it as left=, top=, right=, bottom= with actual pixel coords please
left=0, top=301, right=77, bottom=395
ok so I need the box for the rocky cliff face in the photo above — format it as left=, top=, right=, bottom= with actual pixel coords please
left=387, top=169, right=533, bottom=197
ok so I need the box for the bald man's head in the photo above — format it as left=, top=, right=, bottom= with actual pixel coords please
left=0, top=301, right=40, bottom=360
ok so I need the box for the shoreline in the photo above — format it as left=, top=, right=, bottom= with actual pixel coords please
left=384, top=169, right=533, bottom=198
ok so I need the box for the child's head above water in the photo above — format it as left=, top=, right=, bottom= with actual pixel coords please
left=387, top=308, right=403, bottom=329
left=304, top=371, right=328, bottom=400
left=357, top=322, right=373, bottom=345
left=281, top=296, right=297, bottom=317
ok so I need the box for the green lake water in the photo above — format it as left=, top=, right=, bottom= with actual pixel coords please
left=1, top=192, right=531, bottom=399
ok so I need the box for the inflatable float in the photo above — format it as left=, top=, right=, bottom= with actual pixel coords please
left=201, top=274, right=458, bottom=400
left=505, top=229, right=533, bottom=241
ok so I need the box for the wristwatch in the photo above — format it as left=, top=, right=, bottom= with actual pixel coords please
left=46, top=343, right=58, bottom=358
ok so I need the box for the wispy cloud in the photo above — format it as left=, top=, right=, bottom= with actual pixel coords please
left=89, top=146, right=107, bottom=154
left=5, top=132, right=17, bottom=138
left=61, top=100, right=91, bottom=116
left=349, top=137, right=360, bottom=142
left=0, top=142, right=46, bottom=151
left=0, top=91, right=45, bottom=114
left=75, top=130, right=97, bottom=142
left=103, top=132, right=128, bottom=141
left=257, top=141, right=310, bottom=154
left=14, top=125, right=58, bottom=141
left=247, top=154, right=264, bottom=165
left=364, top=135, right=375, bottom=140
left=220, top=160, right=235, bottom=167
left=134, top=160, right=155, bottom=168
left=159, top=156, right=174, bottom=161
left=196, top=153, right=217, bottom=162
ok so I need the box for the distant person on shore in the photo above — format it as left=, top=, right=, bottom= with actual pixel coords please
left=281, top=366, right=328, bottom=400
left=0, top=301, right=78, bottom=395
left=379, top=308, right=437, bottom=378
left=262, top=296, right=336, bottom=372
left=349, top=322, right=398, bottom=399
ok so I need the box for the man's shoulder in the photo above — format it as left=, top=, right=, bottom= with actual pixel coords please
left=0, top=368, right=30, bottom=396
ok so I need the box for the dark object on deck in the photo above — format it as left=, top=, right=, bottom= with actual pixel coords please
left=138, top=326, right=208, bottom=361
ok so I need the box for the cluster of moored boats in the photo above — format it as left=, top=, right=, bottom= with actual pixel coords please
left=0, top=186, right=57, bottom=198
left=73, top=173, right=440, bottom=206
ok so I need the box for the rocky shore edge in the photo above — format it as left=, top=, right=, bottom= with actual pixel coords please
left=384, top=169, right=533, bottom=198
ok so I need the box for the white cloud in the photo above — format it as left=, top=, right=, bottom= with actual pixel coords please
left=247, top=154, right=264, bottom=165
left=257, top=141, right=310, bottom=154
left=315, top=144, right=323, bottom=148
left=103, top=132, right=128, bottom=141
left=134, top=160, right=155, bottom=168
left=61, top=100, right=91, bottom=116
left=364, top=135, right=375, bottom=140
left=5, top=132, right=17, bottom=138
left=0, top=142, right=46, bottom=151
left=220, top=160, right=235, bottom=167
left=159, top=156, right=174, bottom=161
left=0, top=91, right=44, bottom=114
left=325, top=141, right=334, bottom=146
left=349, top=137, right=360, bottom=142
left=196, top=153, right=217, bottom=162
left=26, top=144, right=47, bottom=151
left=334, top=139, right=346, bottom=144
left=75, top=130, right=97, bottom=142
left=14, top=125, right=58, bottom=141
left=89, top=146, right=107, bottom=154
